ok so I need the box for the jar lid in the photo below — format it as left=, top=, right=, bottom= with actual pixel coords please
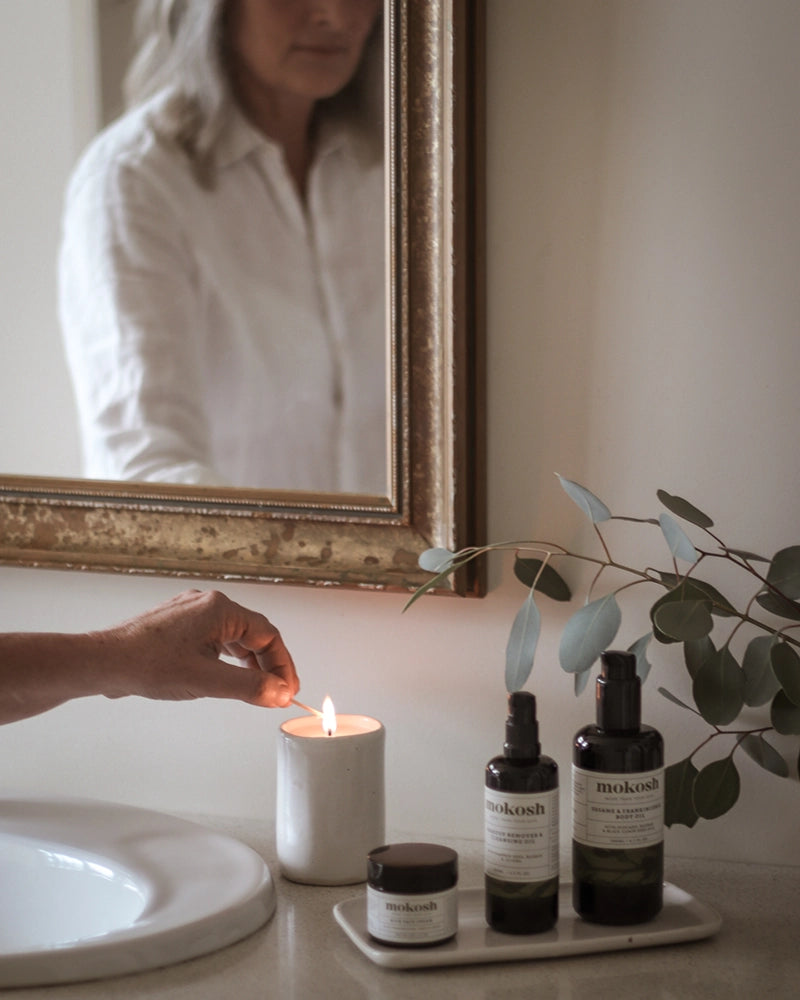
left=367, top=842, right=458, bottom=894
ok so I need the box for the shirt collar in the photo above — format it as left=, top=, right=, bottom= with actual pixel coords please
left=214, top=103, right=375, bottom=172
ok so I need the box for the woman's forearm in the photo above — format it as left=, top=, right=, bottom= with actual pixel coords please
left=0, top=632, right=109, bottom=724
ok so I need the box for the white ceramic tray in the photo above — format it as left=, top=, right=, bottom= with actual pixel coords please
left=333, top=882, right=721, bottom=969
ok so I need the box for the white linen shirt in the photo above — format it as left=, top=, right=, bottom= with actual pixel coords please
left=58, top=93, right=387, bottom=492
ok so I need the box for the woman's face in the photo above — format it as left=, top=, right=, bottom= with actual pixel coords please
left=227, top=0, right=381, bottom=105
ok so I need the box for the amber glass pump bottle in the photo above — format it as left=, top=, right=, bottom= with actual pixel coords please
left=572, top=651, right=664, bottom=924
left=484, top=691, right=559, bottom=933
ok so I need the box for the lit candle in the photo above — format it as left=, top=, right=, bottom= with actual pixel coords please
left=276, top=697, right=385, bottom=885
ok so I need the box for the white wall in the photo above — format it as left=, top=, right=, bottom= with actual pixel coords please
left=0, top=0, right=88, bottom=476
left=1, top=0, right=799, bottom=866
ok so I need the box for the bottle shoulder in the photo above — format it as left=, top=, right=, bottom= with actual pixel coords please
left=486, top=754, right=558, bottom=791
left=573, top=725, right=663, bottom=772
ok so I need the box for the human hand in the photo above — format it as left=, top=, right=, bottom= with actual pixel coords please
left=96, top=590, right=300, bottom=708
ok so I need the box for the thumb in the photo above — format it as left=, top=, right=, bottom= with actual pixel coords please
left=246, top=670, right=292, bottom=708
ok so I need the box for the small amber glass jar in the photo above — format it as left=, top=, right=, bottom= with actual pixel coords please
left=366, top=842, right=458, bottom=946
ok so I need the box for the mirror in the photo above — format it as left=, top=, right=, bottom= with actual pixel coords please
left=0, top=0, right=485, bottom=593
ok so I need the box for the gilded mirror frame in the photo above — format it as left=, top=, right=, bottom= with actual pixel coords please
left=0, top=0, right=485, bottom=595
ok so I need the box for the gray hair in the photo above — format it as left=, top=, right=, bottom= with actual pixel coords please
left=124, top=0, right=383, bottom=188
left=124, top=0, right=231, bottom=186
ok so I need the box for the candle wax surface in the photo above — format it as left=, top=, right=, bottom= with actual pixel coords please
left=282, top=714, right=382, bottom=738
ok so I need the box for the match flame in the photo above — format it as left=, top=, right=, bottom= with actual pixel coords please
left=321, top=695, right=337, bottom=736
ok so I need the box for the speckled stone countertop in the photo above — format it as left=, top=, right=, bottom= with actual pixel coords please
left=4, top=816, right=798, bottom=999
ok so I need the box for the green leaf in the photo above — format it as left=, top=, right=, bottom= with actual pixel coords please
left=505, top=590, right=541, bottom=693
left=653, top=599, right=713, bottom=642
left=766, top=545, right=800, bottom=600
left=658, top=686, right=697, bottom=713
left=741, top=634, right=780, bottom=707
left=755, top=590, right=800, bottom=621
left=693, top=758, right=741, bottom=820
left=659, top=513, right=699, bottom=563
left=556, top=475, right=612, bottom=523
left=739, top=734, right=789, bottom=778
left=771, top=689, right=800, bottom=734
left=684, top=635, right=716, bottom=681
left=664, top=757, right=700, bottom=828
left=770, top=641, right=800, bottom=707
left=692, top=648, right=744, bottom=725
left=417, top=547, right=456, bottom=573
left=727, top=548, right=769, bottom=563
left=628, top=633, right=653, bottom=683
left=656, top=490, right=714, bottom=529
left=559, top=593, right=621, bottom=674
left=513, top=557, right=571, bottom=602
left=404, top=550, right=476, bottom=611
left=574, top=669, right=592, bottom=696
left=653, top=576, right=737, bottom=636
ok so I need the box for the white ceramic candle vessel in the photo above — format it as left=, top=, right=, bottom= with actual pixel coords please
left=276, top=713, right=385, bottom=885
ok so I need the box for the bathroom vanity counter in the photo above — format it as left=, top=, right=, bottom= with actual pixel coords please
left=4, top=816, right=798, bottom=999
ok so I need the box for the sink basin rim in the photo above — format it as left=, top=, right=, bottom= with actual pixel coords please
left=0, top=795, right=276, bottom=987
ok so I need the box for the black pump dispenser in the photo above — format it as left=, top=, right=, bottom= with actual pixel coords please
left=504, top=691, right=541, bottom=758
left=596, top=650, right=640, bottom=732
left=572, top=651, right=665, bottom=925
left=484, top=691, right=558, bottom=933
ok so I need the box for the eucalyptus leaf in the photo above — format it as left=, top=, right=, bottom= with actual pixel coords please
left=656, top=490, right=714, bottom=529
left=755, top=590, right=800, bottom=621
left=556, top=475, right=612, bottom=523
left=726, top=548, right=769, bottom=563
left=628, top=633, right=653, bottom=683
left=769, top=641, right=800, bottom=707
left=664, top=757, right=699, bottom=828
left=658, top=686, right=697, bottom=713
left=659, top=513, right=700, bottom=563
left=514, top=557, right=572, bottom=602
left=403, top=552, right=473, bottom=611
left=692, top=758, right=740, bottom=820
left=739, top=734, right=789, bottom=778
left=771, top=689, right=800, bottom=734
left=402, top=572, right=447, bottom=610
left=766, top=545, right=800, bottom=600
left=684, top=635, right=716, bottom=681
left=692, top=648, right=744, bottom=725
left=418, top=547, right=456, bottom=573
left=652, top=578, right=737, bottom=640
left=742, top=634, right=780, bottom=707
left=574, top=669, right=592, bottom=696
left=559, top=593, right=622, bottom=675
left=653, top=599, right=713, bottom=642
left=505, top=590, right=541, bottom=692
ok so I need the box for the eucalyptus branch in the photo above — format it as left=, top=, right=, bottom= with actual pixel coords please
left=410, top=478, right=800, bottom=826
left=593, top=522, right=613, bottom=564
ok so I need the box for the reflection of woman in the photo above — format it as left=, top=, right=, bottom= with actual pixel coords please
left=59, top=0, right=385, bottom=492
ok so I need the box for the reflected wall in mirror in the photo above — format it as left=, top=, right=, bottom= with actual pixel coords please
left=0, top=0, right=485, bottom=593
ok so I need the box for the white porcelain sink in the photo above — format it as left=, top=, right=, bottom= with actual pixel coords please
left=0, top=796, right=276, bottom=987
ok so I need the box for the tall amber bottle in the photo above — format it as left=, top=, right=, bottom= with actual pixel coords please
left=572, top=651, right=664, bottom=924
left=485, top=691, right=559, bottom=933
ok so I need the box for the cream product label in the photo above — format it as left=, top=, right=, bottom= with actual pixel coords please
left=572, top=766, right=665, bottom=849
left=366, top=886, right=458, bottom=944
left=484, top=787, right=559, bottom=883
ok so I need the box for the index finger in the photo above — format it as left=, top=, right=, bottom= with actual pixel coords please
left=223, top=616, right=299, bottom=692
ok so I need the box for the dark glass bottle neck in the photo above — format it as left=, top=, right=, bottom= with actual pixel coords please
left=596, top=674, right=640, bottom=732
left=505, top=691, right=541, bottom=758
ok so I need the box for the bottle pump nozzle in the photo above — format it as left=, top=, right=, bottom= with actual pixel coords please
left=504, top=691, right=541, bottom=758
